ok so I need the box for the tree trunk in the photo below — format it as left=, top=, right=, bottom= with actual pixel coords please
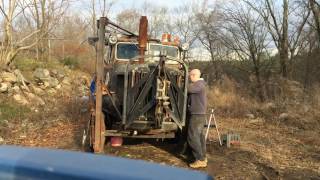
left=209, top=44, right=221, bottom=82
left=255, top=69, right=265, bottom=102
left=280, top=0, right=289, bottom=78
left=252, top=55, right=265, bottom=102
left=303, top=53, right=311, bottom=89
left=279, top=48, right=289, bottom=78
left=41, top=0, right=48, bottom=61
left=92, top=0, right=97, bottom=34
left=310, top=0, right=320, bottom=45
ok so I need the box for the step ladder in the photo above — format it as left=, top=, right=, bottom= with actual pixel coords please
left=205, top=108, right=222, bottom=146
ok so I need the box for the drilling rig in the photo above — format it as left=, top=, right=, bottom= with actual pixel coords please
left=82, top=16, right=190, bottom=153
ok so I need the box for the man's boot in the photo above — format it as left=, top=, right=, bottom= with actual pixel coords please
left=189, top=160, right=207, bottom=168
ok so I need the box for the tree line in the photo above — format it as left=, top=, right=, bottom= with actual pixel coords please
left=1, top=0, right=319, bottom=101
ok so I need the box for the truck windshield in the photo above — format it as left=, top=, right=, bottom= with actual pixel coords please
left=150, top=44, right=178, bottom=58
left=116, top=43, right=179, bottom=60
left=117, top=43, right=139, bottom=60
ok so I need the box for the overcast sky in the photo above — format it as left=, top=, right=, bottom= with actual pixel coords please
left=115, top=0, right=187, bottom=9
left=71, top=0, right=212, bottom=19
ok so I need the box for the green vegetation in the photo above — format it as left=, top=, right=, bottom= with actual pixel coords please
left=15, top=57, right=65, bottom=70
left=61, top=56, right=79, bottom=69
left=15, top=58, right=39, bottom=71
left=0, top=101, right=31, bottom=121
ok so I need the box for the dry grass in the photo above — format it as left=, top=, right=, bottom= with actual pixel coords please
left=309, top=84, right=320, bottom=109
left=207, top=76, right=320, bottom=133
left=213, top=117, right=320, bottom=179
left=207, top=76, right=259, bottom=118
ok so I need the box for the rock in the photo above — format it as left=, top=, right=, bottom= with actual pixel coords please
left=264, top=102, right=276, bottom=109
left=47, top=77, right=59, bottom=87
left=12, top=85, right=21, bottom=93
left=0, top=136, right=4, bottom=144
left=55, top=84, right=62, bottom=89
left=249, top=118, right=264, bottom=124
left=43, top=81, right=50, bottom=88
left=302, top=105, right=310, bottom=113
left=41, top=77, right=60, bottom=88
left=19, top=135, right=26, bottom=139
left=0, top=72, right=17, bottom=83
left=57, top=70, right=65, bottom=79
left=0, top=77, right=2, bottom=83
left=62, top=77, right=71, bottom=85
left=1, top=119, right=8, bottom=125
left=51, top=69, right=65, bottom=79
left=25, top=92, right=45, bottom=105
left=20, top=85, right=29, bottom=91
left=245, top=113, right=255, bottom=119
left=34, top=68, right=50, bottom=81
left=31, top=85, right=45, bottom=95
left=48, top=88, right=57, bottom=94
left=51, top=69, right=58, bottom=76
left=80, top=96, right=89, bottom=102
left=13, top=94, right=29, bottom=105
left=279, top=113, right=289, bottom=120
left=80, top=108, right=88, bottom=113
left=14, top=69, right=29, bottom=83
left=0, top=82, right=10, bottom=93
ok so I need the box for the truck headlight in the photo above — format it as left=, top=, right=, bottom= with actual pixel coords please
left=109, top=35, right=117, bottom=44
left=181, top=43, right=189, bottom=51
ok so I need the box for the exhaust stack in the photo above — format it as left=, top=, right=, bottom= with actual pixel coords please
left=138, top=16, right=148, bottom=64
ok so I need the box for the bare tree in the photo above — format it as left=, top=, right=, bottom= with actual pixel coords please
left=244, top=0, right=288, bottom=77
left=0, top=0, right=40, bottom=68
left=91, top=0, right=96, bottom=34
left=116, top=9, right=141, bottom=34
left=173, top=4, right=200, bottom=45
left=81, top=0, right=117, bottom=35
left=246, top=0, right=310, bottom=78
left=148, top=7, right=172, bottom=38
left=220, top=2, right=269, bottom=101
left=196, top=6, right=229, bottom=81
left=0, top=0, right=69, bottom=67
left=98, top=0, right=116, bottom=17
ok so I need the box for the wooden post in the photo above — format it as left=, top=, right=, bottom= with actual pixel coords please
left=94, top=17, right=107, bottom=153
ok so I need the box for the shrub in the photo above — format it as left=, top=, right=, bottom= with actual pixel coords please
left=14, top=58, right=39, bottom=71
left=61, top=57, right=79, bottom=69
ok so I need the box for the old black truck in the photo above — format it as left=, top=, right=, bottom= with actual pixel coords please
left=82, top=16, right=190, bottom=153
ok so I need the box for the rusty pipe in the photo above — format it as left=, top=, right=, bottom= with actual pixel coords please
left=138, top=16, right=148, bottom=64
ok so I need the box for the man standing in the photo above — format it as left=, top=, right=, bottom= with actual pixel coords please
left=187, top=69, right=207, bottom=168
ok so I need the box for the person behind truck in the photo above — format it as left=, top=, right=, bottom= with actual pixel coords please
left=187, top=69, right=207, bottom=168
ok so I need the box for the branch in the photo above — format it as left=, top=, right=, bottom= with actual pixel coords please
left=17, top=39, right=39, bottom=51
left=244, top=0, right=280, bottom=48
left=16, top=29, right=41, bottom=44
left=0, top=3, right=9, bottom=21
left=289, top=7, right=311, bottom=52
left=266, top=0, right=281, bottom=38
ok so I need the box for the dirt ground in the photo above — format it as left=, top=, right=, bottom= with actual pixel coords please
left=6, top=115, right=320, bottom=180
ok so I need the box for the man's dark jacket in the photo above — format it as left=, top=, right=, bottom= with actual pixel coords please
left=187, top=79, right=207, bottom=115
